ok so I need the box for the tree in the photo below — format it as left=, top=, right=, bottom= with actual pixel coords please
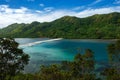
left=38, top=49, right=95, bottom=80
left=73, top=49, right=95, bottom=79
left=101, top=40, right=120, bottom=80
left=101, top=68, right=120, bottom=80
left=83, top=49, right=95, bottom=73
left=39, top=64, right=71, bottom=80
left=0, top=38, right=29, bottom=80
left=107, top=40, right=120, bottom=65
left=61, top=49, right=95, bottom=79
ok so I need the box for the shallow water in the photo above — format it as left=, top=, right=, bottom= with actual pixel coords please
left=15, top=38, right=112, bottom=73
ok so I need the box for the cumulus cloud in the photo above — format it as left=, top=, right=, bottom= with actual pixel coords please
left=0, top=5, right=120, bottom=28
left=0, top=5, right=29, bottom=14
left=76, top=7, right=120, bottom=17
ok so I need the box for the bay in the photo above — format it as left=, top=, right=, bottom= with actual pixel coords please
left=15, top=38, right=113, bottom=73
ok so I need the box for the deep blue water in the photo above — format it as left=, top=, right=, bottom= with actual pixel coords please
left=15, top=38, right=112, bottom=73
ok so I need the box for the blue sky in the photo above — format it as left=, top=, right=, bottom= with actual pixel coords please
left=0, top=0, right=120, bottom=28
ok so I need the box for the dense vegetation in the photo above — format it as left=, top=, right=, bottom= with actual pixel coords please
left=0, top=38, right=29, bottom=80
left=0, top=12, right=120, bottom=39
left=0, top=38, right=120, bottom=80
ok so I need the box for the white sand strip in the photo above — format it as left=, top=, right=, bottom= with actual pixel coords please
left=19, top=38, right=63, bottom=47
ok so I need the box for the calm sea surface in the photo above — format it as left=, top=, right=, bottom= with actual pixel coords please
left=15, top=38, right=113, bottom=73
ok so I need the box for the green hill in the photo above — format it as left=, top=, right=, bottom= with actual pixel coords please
left=0, top=12, right=120, bottom=39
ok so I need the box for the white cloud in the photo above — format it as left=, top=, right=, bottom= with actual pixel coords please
left=39, top=4, right=45, bottom=7
left=0, top=5, right=120, bottom=28
left=44, top=7, right=54, bottom=12
left=94, top=0, right=103, bottom=4
left=0, top=5, right=29, bottom=14
left=35, top=10, right=43, bottom=13
left=73, top=6, right=85, bottom=10
left=114, top=0, right=120, bottom=4
left=89, top=0, right=103, bottom=6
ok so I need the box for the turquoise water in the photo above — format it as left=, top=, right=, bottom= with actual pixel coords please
left=16, top=38, right=112, bottom=73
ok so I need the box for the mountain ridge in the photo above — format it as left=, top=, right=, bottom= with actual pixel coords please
left=0, top=12, right=120, bottom=39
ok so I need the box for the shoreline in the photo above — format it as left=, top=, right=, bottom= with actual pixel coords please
left=67, top=39, right=117, bottom=42
left=19, top=38, right=63, bottom=47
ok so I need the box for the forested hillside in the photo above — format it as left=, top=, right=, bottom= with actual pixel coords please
left=0, top=12, right=120, bottom=39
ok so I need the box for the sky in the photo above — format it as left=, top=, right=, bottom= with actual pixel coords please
left=0, top=0, right=120, bottom=28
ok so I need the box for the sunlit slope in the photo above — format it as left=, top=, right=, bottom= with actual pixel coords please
left=0, top=12, right=120, bottom=39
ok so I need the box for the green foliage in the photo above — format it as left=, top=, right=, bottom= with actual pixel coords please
left=107, top=40, right=120, bottom=63
left=2, top=45, right=120, bottom=80
left=72, top=49, right=95, bottom=77
left=101, top=68, right=120, bottom=80
left=39, top=64, right=71, bottom=80
left=101, top=39, right=120, bottom=80
left=1, top=39, right=120, bottom=80
left=0, top=12, right=120, bottom=38
left=4, top=73, right=37, bottom=80
left=37, top=49, right=95, bottom=80
left=0, top=38, right=29, bottom=80
left=6, top=49, right=95, bottom=80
